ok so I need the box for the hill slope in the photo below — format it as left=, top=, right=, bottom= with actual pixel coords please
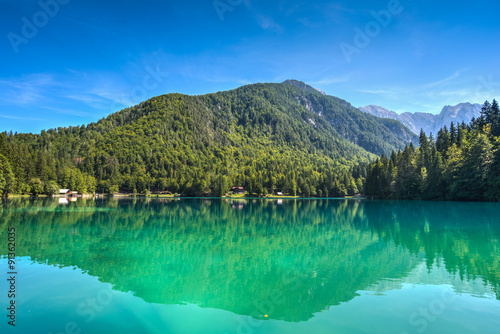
left=283, top=80, right=417, bottom=154
left=0, top=81, right=415, bottom=197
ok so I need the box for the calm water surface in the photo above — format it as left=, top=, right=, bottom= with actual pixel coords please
left=1, top=198, right=499, bottom=334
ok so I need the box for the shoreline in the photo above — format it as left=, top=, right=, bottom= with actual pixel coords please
left=3, top=194, right=367, bottom=200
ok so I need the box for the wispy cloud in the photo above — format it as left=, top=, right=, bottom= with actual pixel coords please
left=358, top=71, right=467, bottom=97
left=355, top=69, right=481, bottom=113
left=358, top=89, right=396, bottom=95
left=64, top=94, right=112, bottom=109
left=0, top=74, right=54, bottom=106
left=421, top=69, right=468, bottom=89
left=90, top=88, right=133, bottom=105
left=42, top=106, right=92, bottom=117
left=296, top=17, right=321, bottom=29
left=0, top=115, right=45, bottom=121
left=311, top=76, right=352, bottom=85
left=256, top=15, right=283, bottom=32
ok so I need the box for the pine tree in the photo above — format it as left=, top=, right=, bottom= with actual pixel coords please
left=436, top=127, right=450, bottom=153
left=486, top=146, right=500, bottom=200
left=482, top=100, right=493, bottom=124
left=490, top=99, right=500, bottom=137
left=418, top=129, right=430, bottom=169
left=476, top=103, right=488, bottom=131
left=450, top=122, right=457, bottom=145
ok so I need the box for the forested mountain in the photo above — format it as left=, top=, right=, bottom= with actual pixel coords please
left=283, top=80, right=417, bottom=153
left=0, top=81, right=415, bottom=197
left=360, top=103, right=481, bottom=135
left=365, top=100, right=500, bottom=201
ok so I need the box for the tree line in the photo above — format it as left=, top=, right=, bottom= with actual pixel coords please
left=365, top=99, right=500, bottom=201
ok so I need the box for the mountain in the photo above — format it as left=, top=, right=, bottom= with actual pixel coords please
left=282, top=80, right=417, bottom=153
left=283, top=79, right=327, bottom=95
left=359, top=103, right=482, bottom=135
left=0, top=80, right=416, bottom=197
left=435, top=103, right=482, bottom=132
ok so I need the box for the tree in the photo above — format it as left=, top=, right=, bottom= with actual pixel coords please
left=436, top=126, right=451, bottom=154
left=0, top=154, right=16, bottom=196
left=29, top=178, right=44, bottom=196
left=291, top=177, right=297, bottom=196
left=109, top=184, right=119, bottom=194
left=448, top=133, right=492, bottom=200
left=418, top=129, right=430, bottom=169
left=449, top=122, right=457, bottom=145
left=486, top=144, right=500, bottom=201
left=482, top=100, right=493, bottom=124
left=490, top=99, right=500, bottom=137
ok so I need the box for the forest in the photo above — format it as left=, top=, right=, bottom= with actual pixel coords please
left=2, top=82, right=406, bottom=197
left=365, top=99, right=500, bottom=201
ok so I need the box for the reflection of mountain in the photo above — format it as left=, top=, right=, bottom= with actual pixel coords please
left=1, top=198, right=499, bottom=321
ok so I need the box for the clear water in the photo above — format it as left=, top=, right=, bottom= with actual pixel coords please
left=1, top=198, right=499, bottom=334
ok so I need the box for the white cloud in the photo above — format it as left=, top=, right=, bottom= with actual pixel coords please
left=0, top=74, right=54, bottom=106
left=311, top=76, right=351, bottom=85
left=355, top=69, right=483, bottom=114
left=0, top=114, right=45, bottom=121
left=41, top=107, right=92, bottom=117
left=421, top=69, right=468, bottom=89
left=256, top=15, right=283, bottom=32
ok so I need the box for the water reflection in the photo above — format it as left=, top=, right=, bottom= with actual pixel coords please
left=0, top=198, right=499, bottom=322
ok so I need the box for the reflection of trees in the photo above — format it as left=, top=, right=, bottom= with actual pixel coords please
left=0, top=198, right=499, bottom=321
left=364, top=200, right=500, bottom=299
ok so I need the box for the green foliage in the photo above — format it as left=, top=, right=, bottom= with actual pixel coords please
left=43, top=180, right=60, bottom=196
left=0, top=154, right=16, bottom=196
left=0, top=82, right=384, bottom=197
left=61, top=168, right=96, bottom=194
left=29, top=178, right=44, bottom=196
left=366, top=100, right=500, bottom=201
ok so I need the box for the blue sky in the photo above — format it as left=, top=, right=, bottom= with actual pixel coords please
left=1, top=0, right=499, bottom=133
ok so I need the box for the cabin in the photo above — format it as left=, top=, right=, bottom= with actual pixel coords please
left=59, top=189, right=70, bottom=195
left=231, top=187, right=245, bottom=194
left=277, top=192, right=283, bottom=196
left=158, top=191, right=172, bottom=195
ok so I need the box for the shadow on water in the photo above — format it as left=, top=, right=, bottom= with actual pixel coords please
left=1, top=198, right=499, bottom=322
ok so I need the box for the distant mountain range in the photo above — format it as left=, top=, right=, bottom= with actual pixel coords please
left=359, top=103, right=482, bottom=135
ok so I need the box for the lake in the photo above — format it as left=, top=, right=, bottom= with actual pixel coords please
left=1, top=198, right=499, bottom=334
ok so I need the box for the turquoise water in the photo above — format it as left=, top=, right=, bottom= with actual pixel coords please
left=1, top=198, right=499, bottom=333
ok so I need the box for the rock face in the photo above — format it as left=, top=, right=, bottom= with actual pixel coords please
left=359, top=103, right=482, bottom=135
left=435, top=103, right=482, bottom=132
left=358, top=105, right=401, bottom=120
